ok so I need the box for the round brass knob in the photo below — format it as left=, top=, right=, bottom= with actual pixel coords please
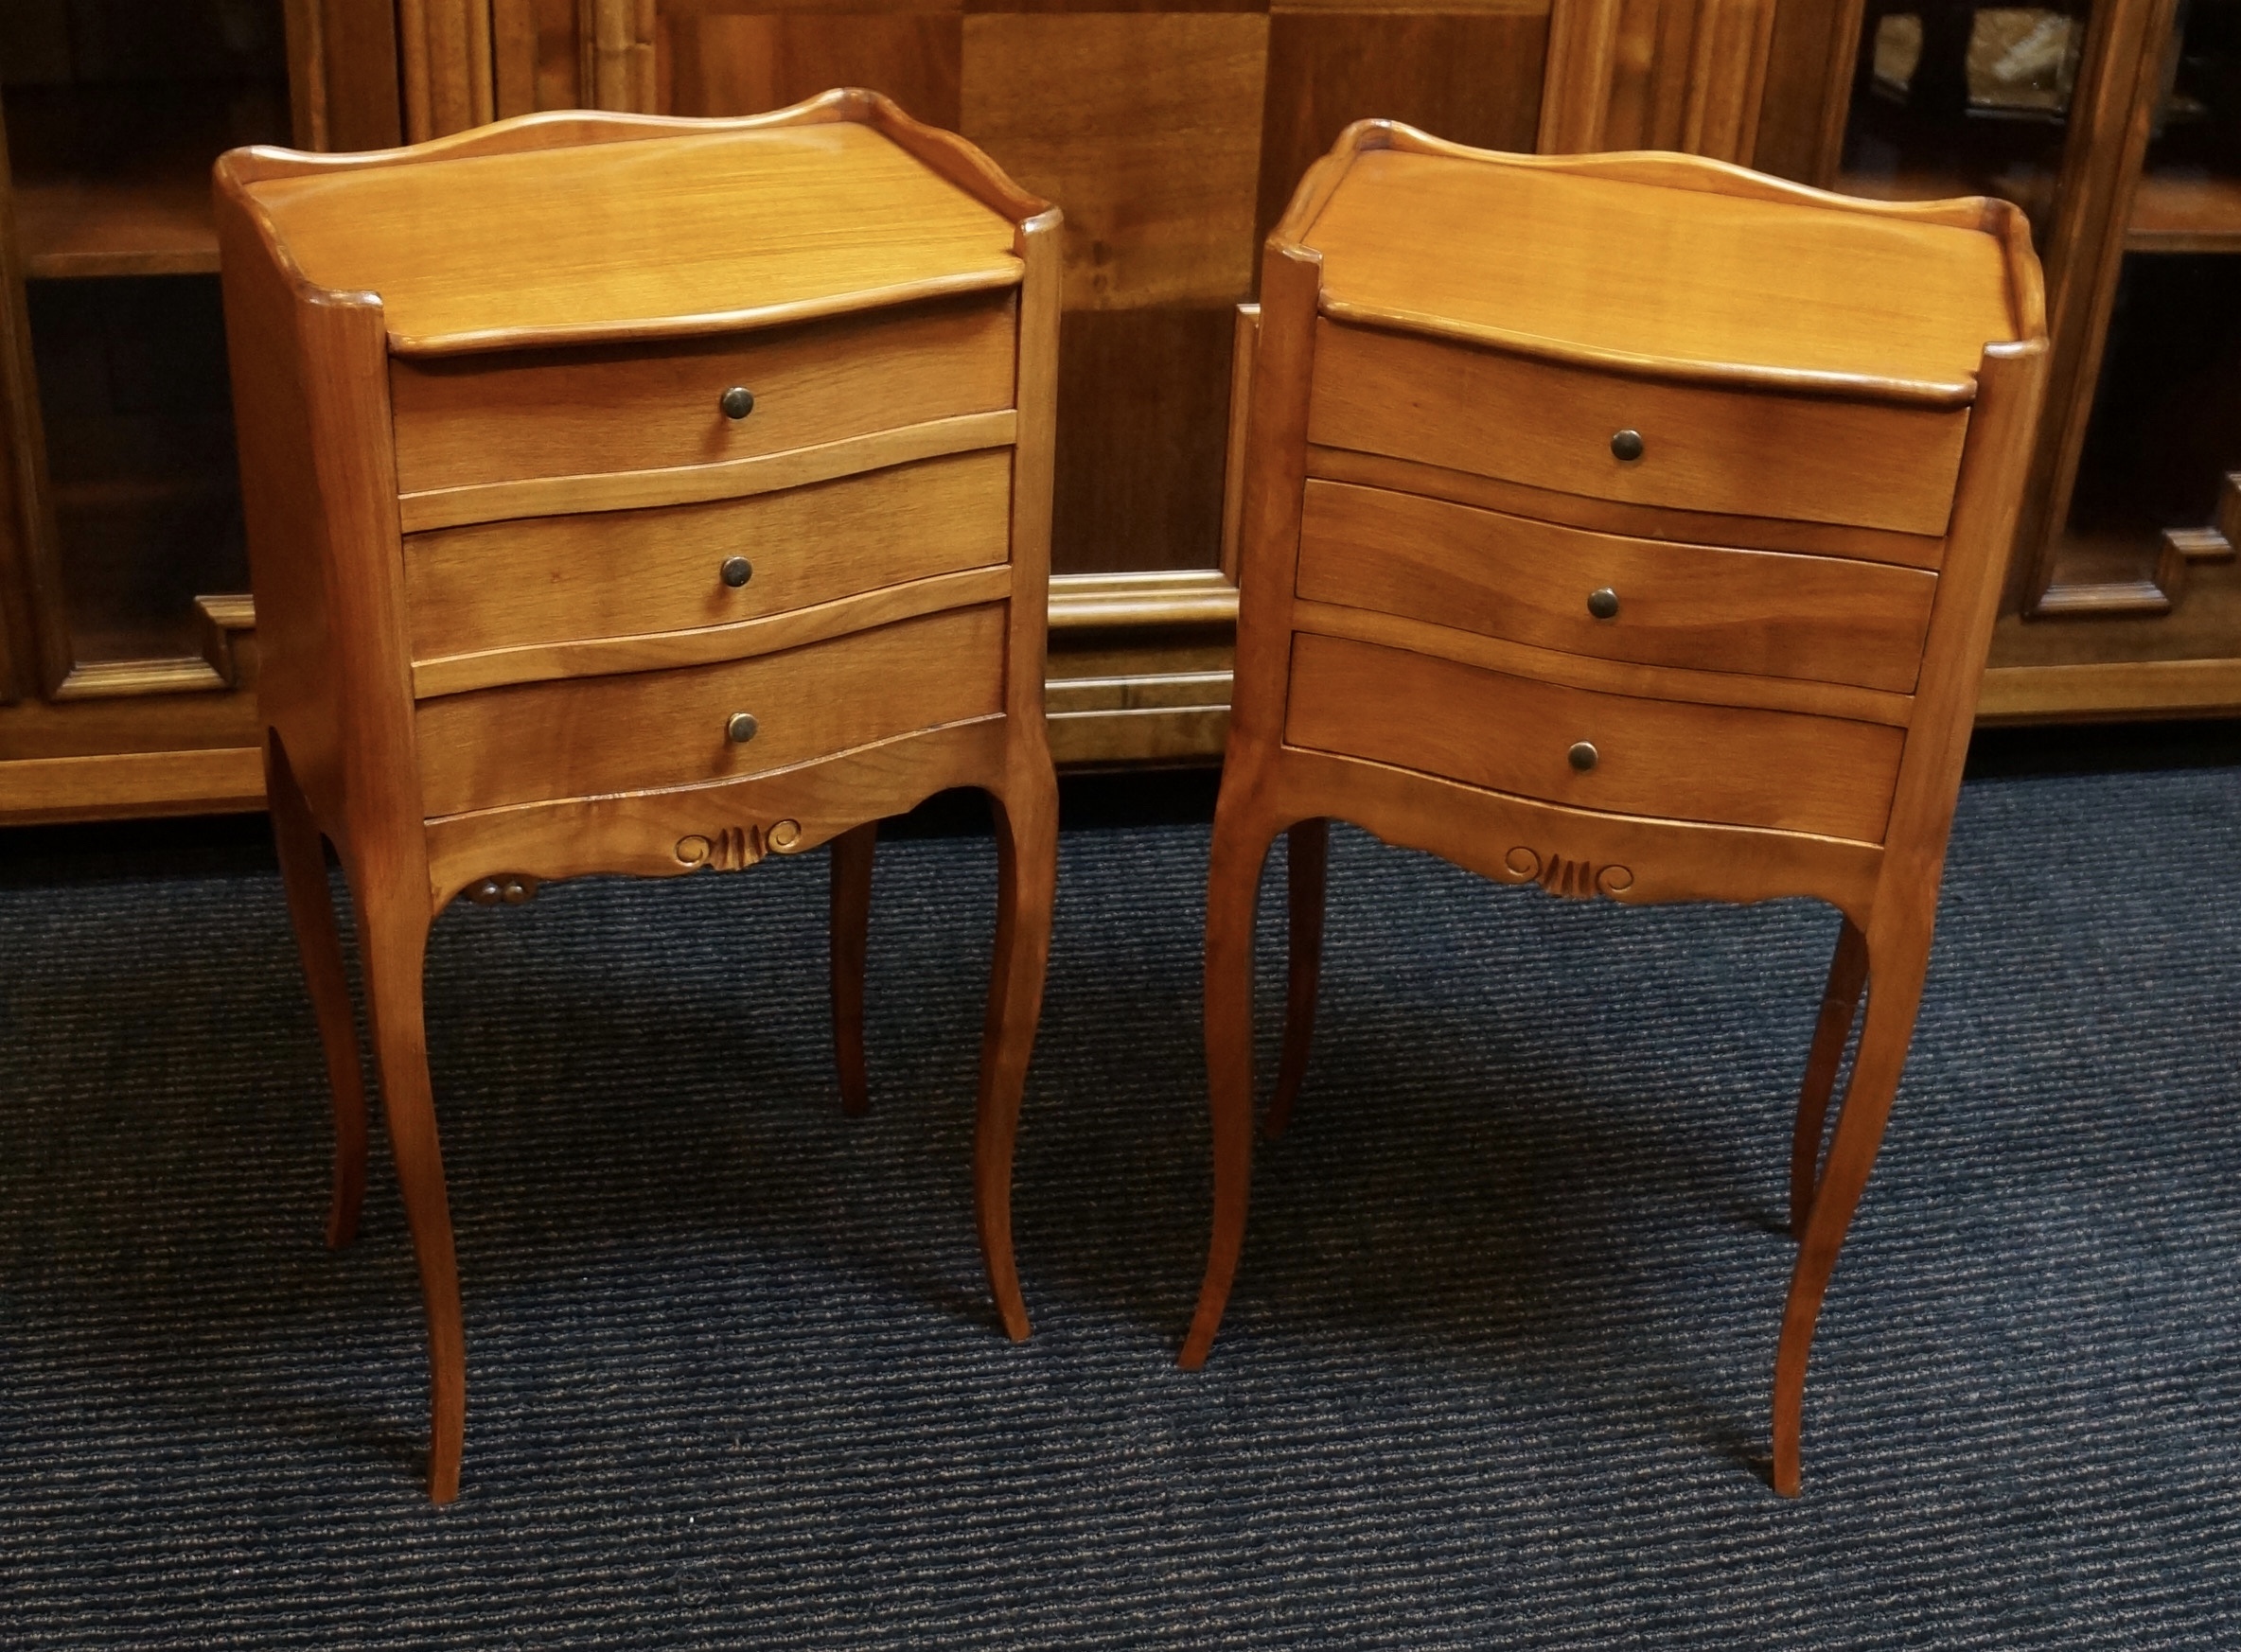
left=719, top=385, right=756, bottom=420
left=726, top=712, right=759, bottom=744
left=1610, top=429, right=1644, bottom=462
left=721, top=555, right=753, bottom=589
left=1588, top=587, right=1619, bottom=620
left=1568, top=741, right=1599, bottom=772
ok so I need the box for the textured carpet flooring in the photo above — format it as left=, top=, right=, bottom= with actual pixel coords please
left=3, top=762, right=2239, bottom=1646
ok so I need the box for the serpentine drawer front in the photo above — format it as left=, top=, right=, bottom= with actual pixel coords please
left=217, top=93, right=1062, bottom=1504
left=1189, top=121, right=2048, bottom=1502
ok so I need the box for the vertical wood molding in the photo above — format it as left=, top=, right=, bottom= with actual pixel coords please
left=399, top=0, right=497, bottom=142
left=282, top=0, right=330, bottom=149
left=0, top=113, right=73, bottom=701
left=1540, top=0, right=1775, bottom=163
left=579, top=0, right=657, bottom=114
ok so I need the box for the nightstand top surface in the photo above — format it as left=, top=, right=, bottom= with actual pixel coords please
left=238, top=119, right=1022, bottom=355
left=1297, top=144, right=2029, bottom=397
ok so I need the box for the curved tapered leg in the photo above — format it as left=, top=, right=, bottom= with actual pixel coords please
left=1771, top=925, right=1931, bottom=1497
left=265, top=734, right=370, bottom=1251
left=1262, top=817, right=1328, bottom=1144
left=356, top=882, right=466, bottom=1503
left=1790, top=916, right=1869, bottom=1237
left=974, top=771, right=1057, bottom=1343
left=1180, top=810, right=1279, bottom=1369
left=829, top=821, right=876, bottom=1118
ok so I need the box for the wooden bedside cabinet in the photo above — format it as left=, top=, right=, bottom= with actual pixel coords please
left=1183, top=122, right=2048, bottom=1496
left=214, top=92, right=1060, bottom=1503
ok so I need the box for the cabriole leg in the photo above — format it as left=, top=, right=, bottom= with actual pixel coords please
left=265, top=733, right=369, bottom=1251
left=1790, top=915, right=1870, bottom=1236
left=1262, top=817, right=1328, bottom=1144
left=1771, top=924, right=1931, bottom=1497
left=1180, top=808, right=1281, bottom=1369
left=357, top=882, right=466, bottom=1504
left=974, top=770, right=1057, bottom=1343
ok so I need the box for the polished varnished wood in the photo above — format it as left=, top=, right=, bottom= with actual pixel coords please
left=1296, top=480, right=1939, bottom=693
left=1308, top=319, right=1971, bottom=536
left=1286, top=631, right=1905, bottom=842
left=1184, top=122, right=2047, bottom=1502
left=403, top=449, right=1013, bottom=671
left=217, top=95, right=1060, bottom=1502
left=386, top=293, right=1017, bottom=495
left=415, top=606, right=1006, bottom=817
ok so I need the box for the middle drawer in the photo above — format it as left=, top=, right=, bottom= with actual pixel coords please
left=1296, top=480, right=1937, bottom=694
left=403, top=449, right=1014, bottom=667
left=415, top=603, right=1007, bottom=817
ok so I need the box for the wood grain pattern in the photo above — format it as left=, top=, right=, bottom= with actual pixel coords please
left=1284, top=630, right=1905, bottom=841
left=404, top=448, right=1013, bottom=665
left=1051, top=308, right=1235, bottom=575
left=1306, top=144, right=2019, bottom=390
left=1293, top=598, right=1913, bottom=724
left=1296, top=478, right=1938, bottom=692
left=242, top=117, right=1022, bottom=352
left=388, top=294, right=1017, bottom=493
left=1185, top=132, right=2050, bottom=1503
left=1256, top=9, right=1548, bottom=242
left=397, top=411, right=1015, bottom=534
left=415, top=603, right=1007, bottom=817
left=1307, top=443, right=1949, bottom=569
left=220, top=106, right=1062, bottom=1499
left=1308, top=319, right=1972, bottom=536
left=412, top=565, right=1015, bottom=699
left=960, top=12, right=1269, bottom=309
left=660, top=8, right=963, bottom=132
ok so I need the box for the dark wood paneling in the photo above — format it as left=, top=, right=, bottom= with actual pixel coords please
left=659, top=8, right=964, bottom=129
left=1750, top=0, right=1848, bottom=180
left=1257, top=10, right=1548, bottom=246
left=1052, top=307, right=1234, bottom=574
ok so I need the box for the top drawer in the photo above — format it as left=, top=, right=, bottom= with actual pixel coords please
left=390, top=291, right=1017, bottom=498
left=1306, top=320, right=1971, bottom=538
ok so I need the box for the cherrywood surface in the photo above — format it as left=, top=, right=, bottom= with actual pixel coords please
left=238, top=115, right=1022, bottom=352
left=1183, top=123, right=2049, bottom=1503
left=1308, top=318, right=1972, bottom=536
left=1286, top=630, right=1905, bottom=841
left=402, top=448, right=1013, bottom=667
left=1305, top=145, right=2016, bottom=389
left=1293, top=597, right=1914, bottom=725
left=218, top=97, right=1060, bottom=1501
left=412, top=564, right=1016, bottom=701
left=386, top=294, right=1016, bottom=493
left=1296, top=478, right=1939, bottom=692
left=1306, top=443, right=1950, bottom=569
left=396, top=410, right=1017, bottom=535
left=415, top=605, right=1007, bottom=817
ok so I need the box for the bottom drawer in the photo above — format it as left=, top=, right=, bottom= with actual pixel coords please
left=416, top=604, right=1007, bottom=817
left=1285, top=631, right=1903, bottom=842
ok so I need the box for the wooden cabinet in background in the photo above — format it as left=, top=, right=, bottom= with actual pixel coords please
left=1756, top=0, right=2241, bottom=719
left=8, top=0, right=2231, bottom=827
left=0, top=1, right=399, bottom=823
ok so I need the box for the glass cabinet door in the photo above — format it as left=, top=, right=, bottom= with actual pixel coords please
left=1834, top=0, right=2094, bottom=235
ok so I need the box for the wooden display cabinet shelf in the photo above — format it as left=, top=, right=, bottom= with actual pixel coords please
left=11, top=170, right=221, bottom=278
left=2126, top=171, right=2241, bottom=253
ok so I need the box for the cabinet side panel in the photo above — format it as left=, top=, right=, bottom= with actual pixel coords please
left=217, top=191, right=344, bottom=819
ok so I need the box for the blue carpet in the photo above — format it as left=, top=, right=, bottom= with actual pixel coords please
left=2, top=763, right=2238, bottom=1646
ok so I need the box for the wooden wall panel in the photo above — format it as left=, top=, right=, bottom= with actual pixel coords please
left=1052, top=308, right=1234, bottom=575
left=491, top=0, right=585, bottom=117
left=1258, top=7, right=1549, bottom=242
left=659, top=10, right=964, bottom=128
left=960, top=13, right=1270, bottom=311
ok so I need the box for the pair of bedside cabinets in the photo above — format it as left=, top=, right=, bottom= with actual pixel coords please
left=217, top=96, right=2045, bottom=1503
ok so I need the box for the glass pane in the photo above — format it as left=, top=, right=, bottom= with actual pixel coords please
left=2132, top=0, right=2241, bottom=250
left=1837, top=1, right=2090, bottom=235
